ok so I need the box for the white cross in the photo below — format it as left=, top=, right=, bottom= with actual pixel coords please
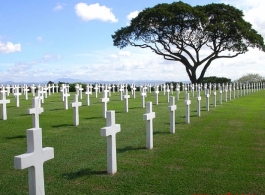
left=14, top=86, right=21, bottom=107
left=101, top=110, right=121, bottom=174
left=168, top=97, right=177, bottom=134
left=14, top=128, right=54, bottom=195
left=79, top=86, right=84, bottom=99
left=31, top=84, right=36, bottom=97
left=63, top=88, right=70, bottom=110
left=27, top=97, right=44, bottom=128
left=185, top=93, right=191, bottom=124
left=143, top=102, right=155, bottom=150
left=197, top=87, right=201, bottom=116
left=94, top=84, right=99, bottom=98
left=123, top=89, right=130, bottom=112
left=71, top=94, right=82, bottom=126
left=100, top=90, right=109, bottom=118
left=206, top=89, right=210, bottom=111
left=0, top=87, right=10, bottom=120
left=154, top=85, right=159, bottom=105
left=85, top=85, right=92, bottom=106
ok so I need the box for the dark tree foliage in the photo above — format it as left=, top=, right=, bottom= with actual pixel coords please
left=200, top=76, right=231, bottom=83
left=112, top=1, right=265, bottom=83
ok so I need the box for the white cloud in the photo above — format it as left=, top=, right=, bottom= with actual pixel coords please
left=118, top=51, right=131, bottom=56
left=75, top=3, right=118, bottom=23
left=54, top=3, right=64, bottom=11
left=36, top=36, right=43, bottom=42
left=0, top=41, right=21, bottom=54
left=127, top=10, right=140, bottom=21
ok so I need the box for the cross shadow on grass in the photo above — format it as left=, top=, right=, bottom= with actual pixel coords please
left=62, top=168, right=106, bottom=180
left=84, top=116, right=102, bottom=120
left=117, top=146, right=146, bottom=153
left=6, top=135, right=26, bottom=140
left=52, top=124, right=73, bottom=128
left=153, top=131, right=169, bottom=135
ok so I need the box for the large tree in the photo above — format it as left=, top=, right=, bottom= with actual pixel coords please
left=112, top=1, right=265, bottom=83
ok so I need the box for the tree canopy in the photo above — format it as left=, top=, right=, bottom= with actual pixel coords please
left=112, top=1, right=265, bottom=83
left=201, top=76, right=231, bottom=83
left=235, top=73, right=265, bottom=83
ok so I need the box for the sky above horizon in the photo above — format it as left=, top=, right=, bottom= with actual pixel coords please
left=0, top=0, right=264, bottom=83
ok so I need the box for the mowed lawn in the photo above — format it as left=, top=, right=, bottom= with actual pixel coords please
left=0, top=88, right=265, bottom=195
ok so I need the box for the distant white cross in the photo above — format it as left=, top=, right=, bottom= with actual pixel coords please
left=123, top=89, right=130, bottom=112
left=27, top=97, right=44, bottom=128
left=100, top=90, right=109, bottom=118
left=185, top=93, right=191, bottom=124
left=168, top=97, right=177, bottom=134
left=0, top=87, right=10, bottom=120
left=71, top=94, right=82, bottom=126
left=143, top=102, right=155, bottom=150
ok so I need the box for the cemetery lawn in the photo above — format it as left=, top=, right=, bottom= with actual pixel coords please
left=1, top=90, right=265, bottom=195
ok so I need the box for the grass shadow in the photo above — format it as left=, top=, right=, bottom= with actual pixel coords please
left=117, top=146, right=146, bottom=153
left=52, top=124, right=73, bottom=128
left=84, top=116, right=102, bottom=120
left=49, top=108, right=63, bottom=111
left=6, top=135, right=26, bottom=140
left=153, top=131, right=169, bottom=135
left=62, top=168, right=106, bottom=180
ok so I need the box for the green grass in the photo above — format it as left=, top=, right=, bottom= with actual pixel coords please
left=0, top=89, right=265, bottom=195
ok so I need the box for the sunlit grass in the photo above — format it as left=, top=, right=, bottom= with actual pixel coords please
left=0, top=89, right=264, bottom=194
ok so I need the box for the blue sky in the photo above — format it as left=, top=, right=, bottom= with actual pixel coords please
left=0, top=0, right=264, bottom=83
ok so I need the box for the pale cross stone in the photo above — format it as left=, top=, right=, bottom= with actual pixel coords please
left=168, top=97, right=177, bottom=134
left=154, top=85, right=159, bottom=105
left=184, top=93, right=191, bottom=124
left=108, top=85, right=112, bottom=97
left=36, top=90, right=43, bottom=107
left=166, top=84, right=170, bottom=102
left=197, top=87, right=201, bottom=116
left=191, top=84, right=195, bottom=97
left=123, top=89, right=130, bottom=112
left=206, top=89, right=210, bottom=111
left=14, top=128, right=54, bottom=195
left=224, top=84, right=228, bottom=102
left=71, top=94, right=82, bottom=126
left=52, top=84, right=55, bottom=93
left=79, top=85, right=84, bottom=99
left=219, top=86, right=223, bottom=105
left=229, top=84, right=232, bottom=100
left=63, top=88, right=70, bottom=110
left=162, top=84, right=166, bottom=95
left=94, top=84, right=99, bottom=98
left=38, top=87, right=46, bottom=104
left=141, top=88, right=146, bottom=108
left=112, top=84, right=115, bottom=93
left=24, top=85, right=29, bottom=100
left=100, top=90, right=109, bottom=118
left=55, top=84, right=59, bottom=93
left=176, top=85, right=180, bottom=100
left=101, top=111, right=120, bottom=174
left=0, top=87, right=10, bottom=120
left=6, top=85, right=11, bottom=96
left=170, top=84, right=174, bottom=94
left=85, top=85, right=92, bottom=106
left=132, top=84, right=136, bottom=99
left=31, top=84, right=36, bottom=97
left=48, top=84, right=51, bottom=96
left=143, top=102, right=155, bottom=150
left=213, top=85, right=217, bottom=107
left=43, top=85, right=48, bottom=99
left=27, top=97, right=44, bottom=128
left=75, top=84, right=80, bottom=95
left=14, top=86, right=21, bottom=107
